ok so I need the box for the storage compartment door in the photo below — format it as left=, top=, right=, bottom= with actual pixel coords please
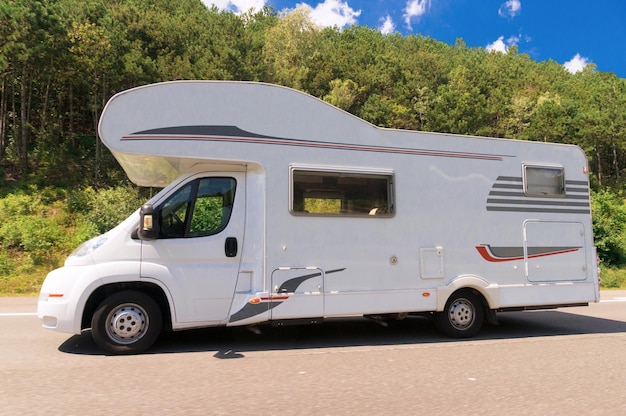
left=524, top=221, right=587, bottom=282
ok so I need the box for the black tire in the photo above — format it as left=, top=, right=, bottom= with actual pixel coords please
left=434, top=290, right=484, bottom=338
left=91, top=290, right=162, bottom=355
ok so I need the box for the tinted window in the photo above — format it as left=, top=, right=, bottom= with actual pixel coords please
left=524, top=166, right=565, bottom=197
left=291, top=169, right=394, bottom=216
left=159, top=177, right=236, bottom=238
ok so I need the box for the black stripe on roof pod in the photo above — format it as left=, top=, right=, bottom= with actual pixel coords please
left=134, top=125, right=273, bottom=139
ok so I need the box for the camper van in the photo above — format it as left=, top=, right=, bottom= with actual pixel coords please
left=38, top=81, right=600, bottom=354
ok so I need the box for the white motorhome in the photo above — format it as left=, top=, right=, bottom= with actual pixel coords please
left=38, top=81, right=600, bottom=354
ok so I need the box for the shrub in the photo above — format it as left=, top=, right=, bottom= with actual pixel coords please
left=0, top=252, right=13, bottom=277
left=0, top=192, right=41, bottom=216
left=83, top=186, right=144, bottom=234
left=600, top=267, right=626, bottom=289
left=591, top=190, right=626, bottom=267
left=0, top=214, right=67, bottom=266
left=67, top=186, right=96, bottom=215
left=0, top=185, right=146, bottom=294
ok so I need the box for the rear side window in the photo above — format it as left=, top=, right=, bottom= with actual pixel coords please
left=291, top=168, right=394, bottom=216
left=523, top=165, right=565, bottom=197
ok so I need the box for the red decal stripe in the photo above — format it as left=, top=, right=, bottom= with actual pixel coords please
left=476, top=246, right=521, bottom=262
left=260, top=296, right=289, bottom=301
left=476, top=245, right=580, bottom=263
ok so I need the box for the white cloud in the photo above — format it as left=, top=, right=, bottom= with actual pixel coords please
left=486, top=34, right=523, bottom=53
left=564, top=53, right=591, bottom=74
left=404, top=0, right=430, bottom=30
left=379, top=15, right=395, bottom=35
left=507, top=35, right=521, bottom=47
left=486, top=36, right=508, bottom=53
left=297, top=0, right=361, bottom=29
left=205, top=0, right=360, bottom=29
left=498, top=0, right=521, bottom=18
left=202, top=1, right=266, bottom=14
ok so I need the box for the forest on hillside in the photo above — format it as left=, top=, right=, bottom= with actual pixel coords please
left=1, top=0, right=626, bottom=292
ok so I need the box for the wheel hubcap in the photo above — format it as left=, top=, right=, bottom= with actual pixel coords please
left=448, top=298, right=475, bottom=330
left=106, top=303, right=148, bottom=344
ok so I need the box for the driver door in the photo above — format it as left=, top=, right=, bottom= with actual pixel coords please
left=140, top=172, right=245, bottom=323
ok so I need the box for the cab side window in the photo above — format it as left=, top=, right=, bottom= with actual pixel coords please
left=159, top=177, right=236, bottom=238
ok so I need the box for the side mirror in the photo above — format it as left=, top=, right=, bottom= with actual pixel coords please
left=138, top=204, right=158, bottom=240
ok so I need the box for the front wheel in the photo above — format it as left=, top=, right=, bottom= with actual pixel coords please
left=91, top=290, right=162, bottom=355
left=434, top=290, right=484, bottom=338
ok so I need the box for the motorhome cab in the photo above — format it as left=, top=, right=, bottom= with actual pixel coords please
left=38, top=81, right=600, bottom=354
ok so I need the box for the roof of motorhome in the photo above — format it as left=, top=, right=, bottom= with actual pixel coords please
left=98, top=81, right=585, bottom=187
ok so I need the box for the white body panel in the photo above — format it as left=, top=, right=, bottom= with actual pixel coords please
left=38, top=81, right=599, bottom=335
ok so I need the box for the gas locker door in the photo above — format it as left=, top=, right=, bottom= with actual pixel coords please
left=524, top=221, right=587, bottom=282
left=140, top=172, right=245, bottom=323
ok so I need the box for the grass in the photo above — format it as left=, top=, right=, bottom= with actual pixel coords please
left=0, top=249, right=57, bottom=296
left=599, top=267, right=626, bottom=289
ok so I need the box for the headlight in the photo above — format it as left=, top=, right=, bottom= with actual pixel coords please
left=70, top=234, right=108, bottom=258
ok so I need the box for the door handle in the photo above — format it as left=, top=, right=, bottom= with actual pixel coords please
left=225, top=237, right=238, bottom=257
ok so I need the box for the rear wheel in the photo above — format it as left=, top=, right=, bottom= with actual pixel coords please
left=91, top=290, right=162, bottom=355
left=435, top=290, right=484, bottom=338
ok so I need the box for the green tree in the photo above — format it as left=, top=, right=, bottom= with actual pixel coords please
left=263, top=8, right=321, bottom=90
left=591, top=190, right=626, bottom=266
left=430, top=64, right=487, bottom=134
left=323, top=78, right=359, bottom=111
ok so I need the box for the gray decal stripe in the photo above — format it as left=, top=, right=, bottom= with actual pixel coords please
left=488, top=176, right=590, bottom=214
left=477, top=244, right=582, bottom=262
left=488, top=191, right=589, bottom=200
left=486, top=246, right=523, bottom=258
left=278, top=268, right=346, bottom=293
left=496, top=176, right=588, bottom=186
left=487, top=198, right=590, bottom=207
left=493, top=183, right=523, bottom=189
left=489, top=191, right=526, bottom=197
left=229, top=301, right=281, bottom=323
left=125, top=126, right=512, bottom=161
left=566, top=187, right=589, bottom=193
left=487, top=206, right=591, bottom=214
left=488, top=246, right=581, bottom=257
left=135, top=125, right=270, bottom=139
left=494, top=177, right=588, bottom=189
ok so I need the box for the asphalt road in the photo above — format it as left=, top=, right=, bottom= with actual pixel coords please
left=1, top=292, right=625, bottom=415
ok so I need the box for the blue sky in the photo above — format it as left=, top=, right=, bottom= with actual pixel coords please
left=205, top=1, right=626, bottom=78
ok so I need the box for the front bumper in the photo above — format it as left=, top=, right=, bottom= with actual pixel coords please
left=37, top=266, right=102, bottom=335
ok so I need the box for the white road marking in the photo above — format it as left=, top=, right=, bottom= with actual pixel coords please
left=0, top=312, right=37, bottom=317
left=599, top=297, right=626, bottom=303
